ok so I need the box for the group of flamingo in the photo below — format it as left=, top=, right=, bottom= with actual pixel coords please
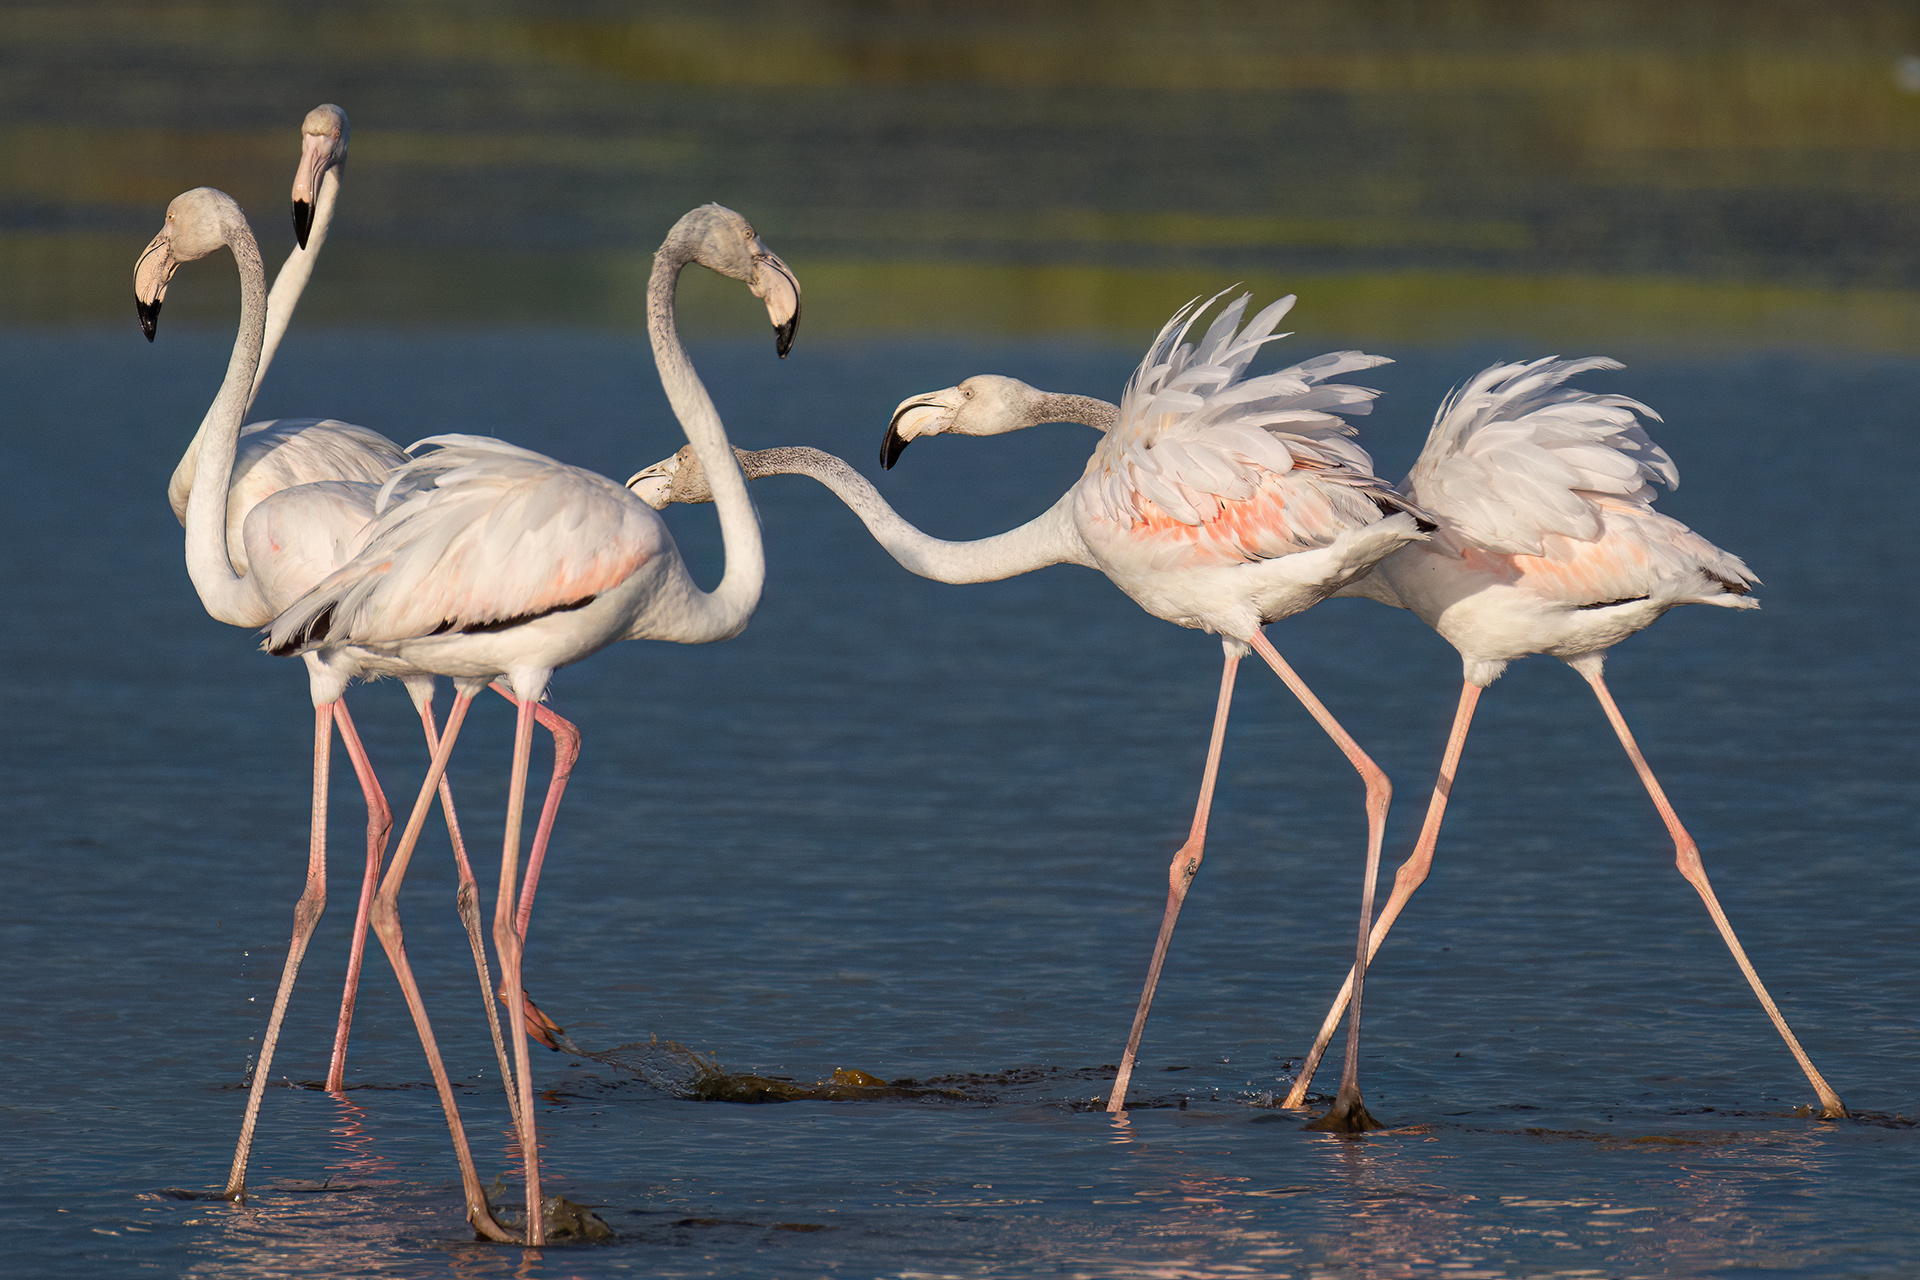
left=139, top=105, right=1845, bottom=1245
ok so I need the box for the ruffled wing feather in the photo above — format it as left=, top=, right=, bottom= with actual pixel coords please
left=267, top=435, right=665, bottom=653
left=1077, top=292, right=1420, bottom=565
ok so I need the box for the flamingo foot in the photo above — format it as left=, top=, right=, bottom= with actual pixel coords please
left=499, top=986, right=567, bottom=1052
left=1305, top=1095, right=1385, bottom=1134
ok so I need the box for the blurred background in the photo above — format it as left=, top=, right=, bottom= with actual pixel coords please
left=7, top=0, right=1920, bottom=346
left=6, top=7, right=1920, bottom=1275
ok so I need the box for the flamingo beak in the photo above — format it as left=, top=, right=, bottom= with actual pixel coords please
left=880, top=389, right=963, bottom=469
left=291, top=130, right=334, bottom=250
left=625, top=458, right=678, bottom=509
left=133, top=229, right=177, bottom=342
left=748, top=244, right=801, bottom=359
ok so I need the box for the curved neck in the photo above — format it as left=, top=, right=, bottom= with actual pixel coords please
left=738, top=446, right=1092, bottom=582
left=1029, top=393, right=1117, bottom=433
left=643, top=236, right=764, bottom=642
left=165, top=165, right=340, bottom=523
left=182, top=214, right=273, bottom=626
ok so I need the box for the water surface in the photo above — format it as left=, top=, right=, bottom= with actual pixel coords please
left=1, top=329, right=1915, bottom=1277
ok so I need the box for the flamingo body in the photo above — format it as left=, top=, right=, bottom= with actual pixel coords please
left=1067, top=295, right=1427, bottom=639
left=176, top=419, right=406, bottom=575
left=269, top=436, right=690, bottom=689
left=1343, top=357, right=1755, bottom=683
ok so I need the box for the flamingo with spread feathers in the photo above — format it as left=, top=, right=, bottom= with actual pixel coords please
left=1273, top=356, right=1848, bottom=1118
left=135, top=165, right=564, bottom=1209
left=263, top=202, right=798, bottom=1243
left=631, top=292, right=1426, bottom=1131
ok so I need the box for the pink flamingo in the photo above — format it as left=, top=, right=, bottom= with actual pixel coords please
left=262, top=203, right=798, bottom=1243
left=631, top=291, right=1427, bottom=1131
left=1277, top=356, right=1847, bottom=1118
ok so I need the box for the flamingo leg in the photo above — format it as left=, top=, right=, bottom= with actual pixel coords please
left=1283, top=681, right=1482, bottom=1108
left=1107, top=646, right=1239, bottom=1114
left=1575, top=662, right=1847, bottom=1119
left=323, top=700, right=393, bottom=1093
left=225, top=703, right=335, bottom=1201
left=1246, top=630, right=1388, bottom=1133
left=416, top=695, right=520, bottom=1127
left=366, top=691, right=520, bottom=1243
left=488, top=681, right=577, bottom=1051
left=493, top=693, right=545, bottom=1245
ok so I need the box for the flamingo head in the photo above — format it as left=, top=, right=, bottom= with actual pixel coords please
left=291, top=104, right=349, bottom=249
left=134, top=187, right=243, bottom=341
left=880, top=374, right=1043, bottom=468
left=626, top=443, right=758, bottom=509
left=626, top=446, right=695, bottom=509
left=675, top=203, right=802, bottom=358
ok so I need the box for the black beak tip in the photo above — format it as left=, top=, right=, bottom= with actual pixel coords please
left=880, top=427, right=908, bottom=470
left=136, top=297, right=160, bottom=342
left=774, top=312, right=799, bottom=360
left=292, top=200, right=313, bottom=250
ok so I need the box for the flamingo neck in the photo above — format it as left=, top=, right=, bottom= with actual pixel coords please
left=1028, top=393, right=1117, bottom=433
left=182, top=210, right=273, bottom=627
left=642, top=236, right=765, bottom=642
left=736, top=446, right=1093, bottom=583
left=166, top=164, right=341, bottom=524
left=253, top=163, right=339, bottom=408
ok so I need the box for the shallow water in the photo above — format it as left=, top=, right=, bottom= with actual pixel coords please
left=2, top=330, right=1917, bottom=1277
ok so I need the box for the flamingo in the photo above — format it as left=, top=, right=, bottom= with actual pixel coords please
left=261, top=202, right=799, bottom=1243
left=1270, top=356, right=1848, bottom=1118
left=629, top=292, right=1427, bottom=1131
left=133, top=176, right=559, bottom=1208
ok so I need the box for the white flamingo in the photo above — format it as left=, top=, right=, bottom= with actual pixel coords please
left=1273, top=356, right=1848, bottom=1118
left=263, top=202, right=799, bottom=1244
left=133, top=176, right=559, bottom=1208
left=630, top=292, right=1427, bottom=1131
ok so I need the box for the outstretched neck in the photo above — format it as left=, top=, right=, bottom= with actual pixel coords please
left=644, top=237, right=764, bottom=642
left=1028, top=393, right=1117, bottom=433
left=182, top=214, right=273, bottom=626
left=738, top=446, right=1091, bottom=582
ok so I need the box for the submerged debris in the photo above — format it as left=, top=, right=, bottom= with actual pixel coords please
left=487, top=1192, right=614, bottom=1242
left=562, top=1036, right=1126, bottom=1106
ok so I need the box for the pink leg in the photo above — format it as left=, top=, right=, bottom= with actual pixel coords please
left=367, top=692, right=521, bottom=1243
left=225, top=704, right=335, bottom=1201
left=489, top=681, right=577, bottom=1050
left=1576, top=661, right=1846, bottom=1118
left=1107, top=647, right=1239, bottom=1114
left=1246, top=631, right=1389, bottom=1133
left=493, top=693, right=545, bottom=1244
left=323, top=701, right=393, bottom=1093
left=1284, top=681, right=1482, bottom=1108
left=417, top=695, right=520, bottom=1125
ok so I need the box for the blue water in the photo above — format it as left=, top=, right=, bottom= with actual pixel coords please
left=2, top=329, right=1916, bottom=1277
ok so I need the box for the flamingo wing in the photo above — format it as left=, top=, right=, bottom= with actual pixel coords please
left=241, top=479, right=383, bottom=611
left=266, top=435, right=666, bottom=653
left=1404, top=357, right=1684, bottom=554
left=1078, top=292, right=1421, bottom=565
left=1408, top=357, right=1756, bottom=599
